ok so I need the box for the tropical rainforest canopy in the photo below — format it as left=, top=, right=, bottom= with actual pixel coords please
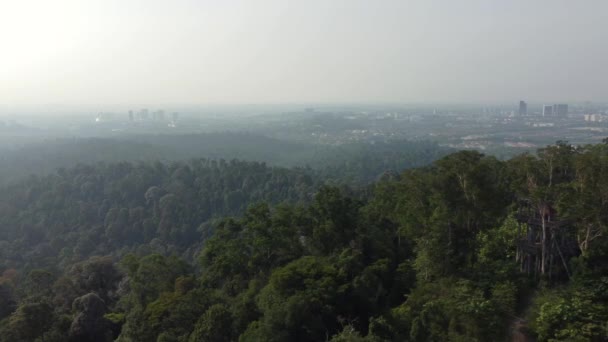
left=1, top=140, right=607, bottom=341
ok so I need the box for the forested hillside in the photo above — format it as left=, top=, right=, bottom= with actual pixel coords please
left=1, top=141, right=608, bottom=341
left=0, top=159, right=323, bottom=272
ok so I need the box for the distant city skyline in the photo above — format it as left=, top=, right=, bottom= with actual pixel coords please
left=1, top=0, right=607, bottom=107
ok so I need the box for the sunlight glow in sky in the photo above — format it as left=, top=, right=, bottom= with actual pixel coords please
left=1, top=0, right=607, bottom=106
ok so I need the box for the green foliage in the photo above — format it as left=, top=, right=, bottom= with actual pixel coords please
left=189, top=304, right=233, bottom=342
left=1, top=140, right=608, bottom=341
left=104, top=312, right=125, bottom=324
left=477, top=216, right=518, bottom=264
left=0, top=158, right=321, bottom=274
left=329, top=325, right=368, bottom=342
left=251, top=256, right=344, bottom=341
left=1, top=302, right=54, bottom=341
left=528, top=278, right=608, bottom=341
left=22, top=269, right=55, bottom=301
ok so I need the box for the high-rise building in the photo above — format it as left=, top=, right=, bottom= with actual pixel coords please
left=151, top=110, right=166, bottom=121
left=553, top=104, right=568, bottom=117
left=542, top=105, right=553, bottom=117
left=519, top=101, right=528, bottom=116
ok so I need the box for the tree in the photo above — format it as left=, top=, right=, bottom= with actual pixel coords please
left=251, top=256, right=345, bottom=341
left=189, top=304, right=233, bottom=342
left=0, top=282, right=16, bottom=320
left=2, top=302, right=54, bottom=341
left=22, top=269, right=55, bottom=302
left=69, top=293, right=113, bottom=342
left=68, top=256, right=122, bottom=304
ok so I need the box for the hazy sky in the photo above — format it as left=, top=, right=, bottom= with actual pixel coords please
left=1, top=0, right=607, bottom=106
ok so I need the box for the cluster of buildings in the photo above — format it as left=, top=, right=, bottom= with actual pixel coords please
left=583, top=114, right=608, bottom=122
left=515, top=100, right=608, bottom=128
left=542, top=104, right=568, bottom=117
left=94, top=109, right=180, bottom=128
left=128, top=109, right=179, bottom=123
left=518, top=101, right=568, bottom=118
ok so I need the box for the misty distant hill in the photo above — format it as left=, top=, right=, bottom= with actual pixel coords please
left=0, top=132, right=448, bottom=185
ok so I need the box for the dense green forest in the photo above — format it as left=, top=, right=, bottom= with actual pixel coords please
left=1, top=141, right=608, bottom=341
left=0, top=133, right=447, bottom=185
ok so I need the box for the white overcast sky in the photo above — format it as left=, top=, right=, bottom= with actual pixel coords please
left=0, top=0, right=607, bottom=106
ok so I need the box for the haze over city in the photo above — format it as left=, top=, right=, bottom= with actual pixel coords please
left=2, top=2, right=608, bottom=341
left=1, top=0, right=607, bottom=108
